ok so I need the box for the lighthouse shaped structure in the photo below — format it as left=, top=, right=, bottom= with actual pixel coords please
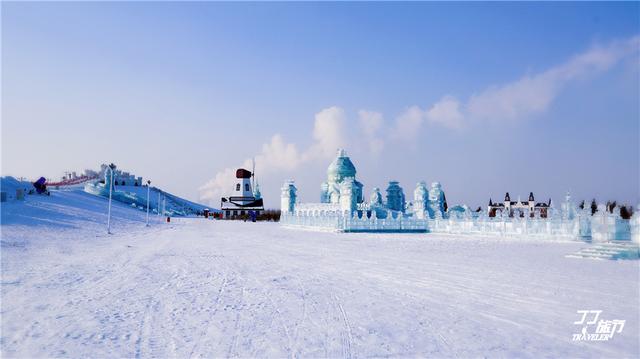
left=220, top=168, right=264, bottom=218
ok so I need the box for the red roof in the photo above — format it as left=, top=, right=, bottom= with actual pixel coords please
left=236, top=169, right=252, bottom=179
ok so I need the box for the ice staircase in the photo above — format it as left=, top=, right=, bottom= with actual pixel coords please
left=566, top=242, right=640, bottom=260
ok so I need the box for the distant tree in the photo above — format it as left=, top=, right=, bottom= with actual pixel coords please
left=578, top=200, right=585, bottom=209
left=609, top=201, right=617, bottom=213
left=620, top=205, right=632, bottom=220
left=256, top=209, right=281, bottom=222
left=476, top=206, right=482, bottom=212
left=442, top=193, right=448, bottom=212
left=590, top=199, right=598, bottom=215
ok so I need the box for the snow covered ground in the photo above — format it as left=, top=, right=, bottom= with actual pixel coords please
left=1, top=190, right=638, bottom=358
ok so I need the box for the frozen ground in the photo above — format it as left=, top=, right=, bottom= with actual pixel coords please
left=1, top=191, right=639, bottom=358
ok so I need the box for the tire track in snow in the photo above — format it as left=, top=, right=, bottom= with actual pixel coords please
left=188, top=270, right=228, bottom=358
left=291, top=275, right=308, bottom=355
left=226, top=285, right=246, bottom=358
left=134, top=296, right=153, bottom=359
left=332, top=293, right=354, bottom=359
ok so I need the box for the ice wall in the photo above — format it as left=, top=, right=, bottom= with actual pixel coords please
left=282, top=198, right=635, bottom=241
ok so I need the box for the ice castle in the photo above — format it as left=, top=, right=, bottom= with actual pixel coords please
left=281, top=149, right=639, bottom=242
left=282, top=149, right=453, bottom=232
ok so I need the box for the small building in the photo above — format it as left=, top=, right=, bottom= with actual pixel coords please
left=488, top=192, right=550, bottom=218
left=220, top=168, right=264, bottom=218
left=101, top=164, right=143, bottom=187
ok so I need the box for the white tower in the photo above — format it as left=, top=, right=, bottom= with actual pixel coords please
left=233, top=169, right=253, bottom=197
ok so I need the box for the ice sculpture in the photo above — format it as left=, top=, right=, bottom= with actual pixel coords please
left=253, top=183, right=262, bottom=200
left=320, top=149, right=364, bottom=205
left=561, top=191, right=576, bottom=220
left=385, top=181, right=405, bottom=212
left=413, top=181, right=430, bottom=219
left=631, top=204, right=640, bottom=244
left=428, top=182, right=446, bottom=219
left=339, top=177, right=360, bottom=212
left=279, top=148, right=634, bottom=240
left=281, top=180, right=297, bottom=214
left=369, top=187, right=383, bottom=206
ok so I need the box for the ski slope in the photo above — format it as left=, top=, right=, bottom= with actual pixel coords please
left=1, top=190, right=638, bottom=358
left=84, top=182, right=213, bottom=217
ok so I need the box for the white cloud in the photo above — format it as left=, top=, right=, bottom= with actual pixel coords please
left=358, top=109, right=384, bottom=154
left=390, top=35, right=639, bottom=139
left=199, top=36, right=640, bottom=204
left=466, top=74, right=556, bottom=122
left=259, top=134, right=302, bottom=171
left=198, top=167, right=237, bottom=205
left=308, top=106, right=347, bottom=159
left=198, top=134, right=303, bottom=204
left=391, top=106, right=425, bottom=141
left=468, top=35, right=639, bottom=123
left=199, top=106, right=347, bottom=205
left=425, top=96, right=464, bottom=129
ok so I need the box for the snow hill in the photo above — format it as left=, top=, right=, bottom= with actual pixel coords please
left=84, top=181, right=212, bottom=217
left=0, top=177, right=33, bottom=201
left=1, top=176, right=212, bottom=217
left=1, top=187, right=164, bottom=248
left=1, top=188, right=639, bottom=358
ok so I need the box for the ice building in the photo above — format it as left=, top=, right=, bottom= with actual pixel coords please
left=99, top=163, right=143, bottom=187
left=487, top=192, right=550, bottom=218
left=320, top=149, right=364, bottom=205
left=280, top=150, right=636, bottom=241
left=281, top=149, right=446, bottom=232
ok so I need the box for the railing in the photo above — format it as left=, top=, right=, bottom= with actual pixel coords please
left=48, top=175, right=98, bottom=187
left=281, top=207, right=428, bottom=232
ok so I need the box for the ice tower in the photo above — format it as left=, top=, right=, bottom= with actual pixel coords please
left=413, top=181, right=430, bottom=219
left=386, top=181, right=406, bottom=212
left=281, top=180, right=297, bottom=214
left=369, top=187, right=383, bottom=206
left=320, top=149, right=363, bottom=205
left=561, top=191, right=576, bottom=220
left=339, top=177, right=360, bottom=213
left=253, top=183, right=262, bottom=200
left=428, top=182, right=447, bottom=219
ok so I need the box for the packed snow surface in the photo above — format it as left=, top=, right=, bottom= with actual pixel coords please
left=1, top=190, right=639, bottom=358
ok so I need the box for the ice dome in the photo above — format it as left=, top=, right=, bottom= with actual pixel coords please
left=327, top=149, right=356, bottom=183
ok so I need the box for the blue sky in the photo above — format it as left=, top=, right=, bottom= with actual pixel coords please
left=2, top=2, right=639, bottom=208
